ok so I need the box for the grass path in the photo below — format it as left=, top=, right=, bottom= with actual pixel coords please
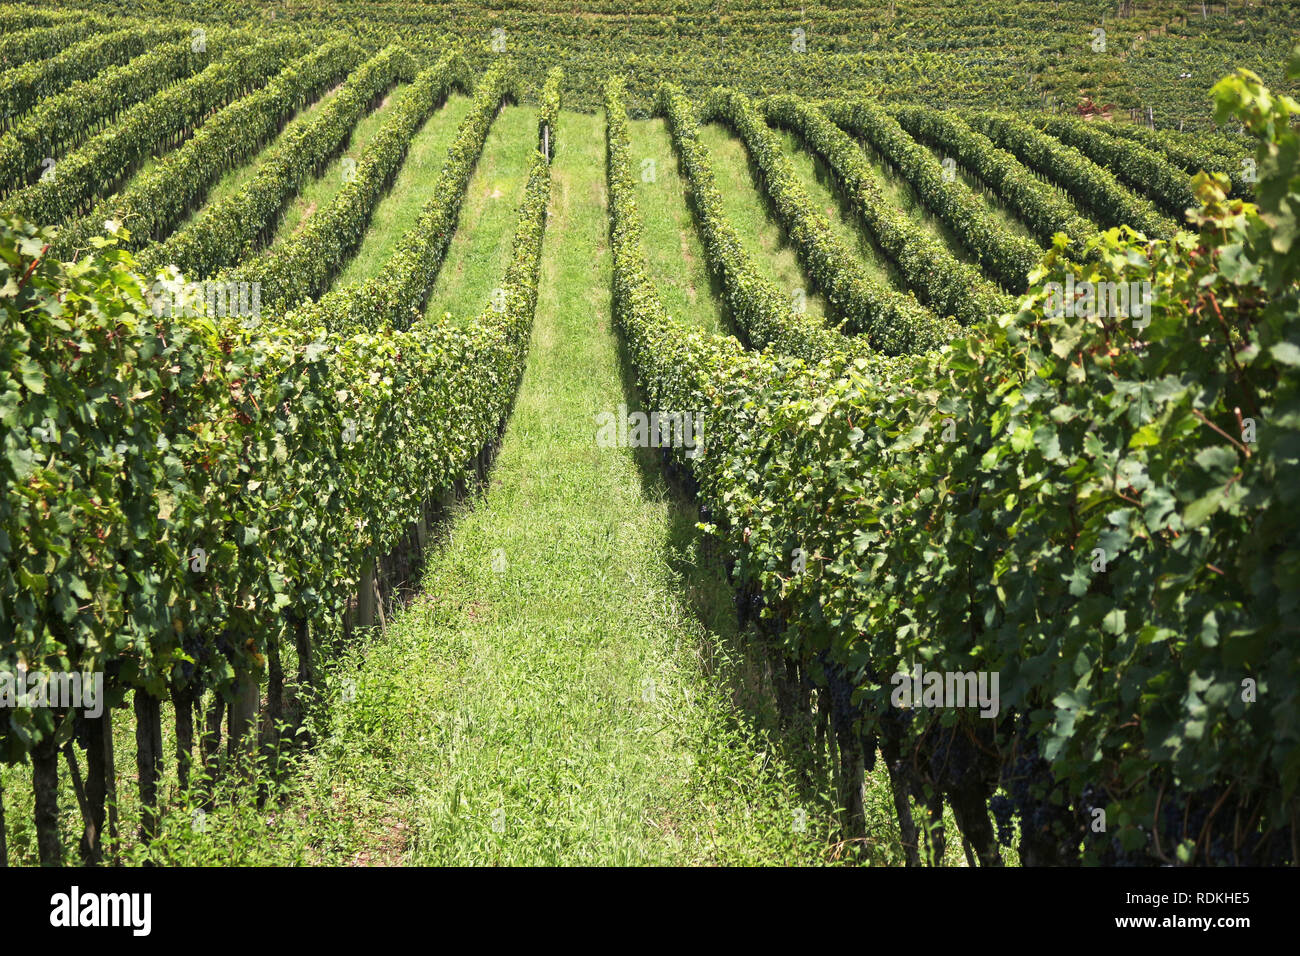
left=268, top=82, right=416, bottom=244
left=629, top=118, right=726, bottom=334
left=0, top=108, right=922, bottom=869
left=915, top=139, right=1039, bottom=243
left=425, top=105, right=536, bottom=323
left=847, top=133, right=985, bottom=269
left=769, top=127, right=908, bottom=291
left=160, top=82, right=346, bottom=239
left=275, top=109, right=843, bottom=866
left=329, top=93, right=475, bottom=288
left=697, top=122, right=831, bottom=323
left=112, top=84, right=345, bottom=242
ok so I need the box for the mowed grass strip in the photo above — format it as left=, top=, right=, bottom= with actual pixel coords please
left=268, top=82, right=414, bottom=243
left=425, top=104, right=537, bottom=324
left=914, top=138, right=1038, bottom=242
left=0, top=108, right=919, bottom=869
left=843, top=130, right=987, bottom=269
left=326, top=92, right=476, bottom=287
left=163, top=80, right=348, bottom=239
left=628, top=117, right=726, bottom=334
left=268, top=109, right=851, bottom=866
left=123, top=62, right=343, bottom=209
left=769, top=126, right=910, bottom=292
left=696, top=122, right=830, bottom=323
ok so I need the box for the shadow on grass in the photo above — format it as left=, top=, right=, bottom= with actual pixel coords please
left=772, top=122, right=915, bottom=293
left=696, top=116, right=847, bottom=327
left=606, top=286, right=840, bottom=817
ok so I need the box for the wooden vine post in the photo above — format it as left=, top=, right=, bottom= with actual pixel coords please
left=357, top=556, right=377, bottom=629
left=75, top=712, right=109, bottom=864
left=227, top=666, right=260, bottom=776
left=264, top=630, right=284, bottom=762
left=99, top=706, right=118, bottom=863
left=31, top=736, right=61, bottom=864
left=134, top=690, right=163, bottom=842
left=173, top=685, right=195, bottom=792
left=415, top=504, right=430, bottom=551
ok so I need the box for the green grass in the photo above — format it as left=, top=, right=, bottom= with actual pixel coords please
left=158, top=81, right=350, bottom=242
left=269, top=83, right=414, bottom=243
left=913, top=139, right=1043, bottom=245
left=127, top=82, right=345, bottom=210
left=0, top=108, right=908, bottom=868
left=328, top=92, right=475, bottom=288
left=697, top=122, right=831, bottom=323
left=425, top=104, right=537, bottom=324
left=628, top=117, right=727, bottom=334
left=284, top=108, right=872, bottom=865
left=847, top=132, right=988, bottom=269
left=0, top=690, right=322, bottom=865
left=0, top=107, right=990, bottom=869
left=770, top=126, right=911, bottom=291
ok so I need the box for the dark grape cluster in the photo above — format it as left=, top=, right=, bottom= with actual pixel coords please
left=989, top=793, right=1015, bottom=847
left=1002, top=748, right=1041, bottom=817
left=658, top=447, right=699, bottom=496
left=1107, top=833, right=1146, bottom=867
left=1079, top=782, right=1103, bottom=811
left=734, top=586, right=764, bottom=628
left=818, top=651, right=862, bottom=740
left=926, top=725, right=977, bottom=787
left=176, top=631, right=215, bottom=684
left=993, top=720, right=1084, bottom=864
left=1077, top=781, right=1108, bottom=827
left=1144, top=786, right=1294, bottom=866
left=722, top=558, right=737, bottom=584
left=878, top=701, right=914, bottom=731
